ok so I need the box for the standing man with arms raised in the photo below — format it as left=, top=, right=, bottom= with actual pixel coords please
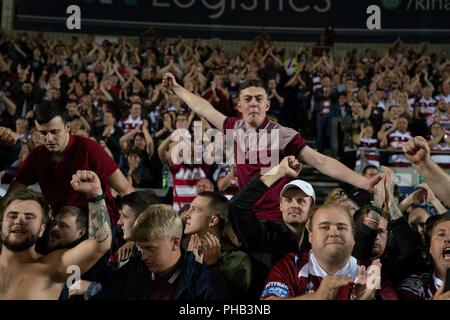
left=162, top=73, right=380, bottom=220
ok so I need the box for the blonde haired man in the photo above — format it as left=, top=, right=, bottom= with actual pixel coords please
left=85, top=204, right=226, bottom=300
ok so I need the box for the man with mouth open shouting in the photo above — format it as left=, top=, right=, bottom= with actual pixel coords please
left=0, top=170, right=111, bottom=299
left=163, top=73, right=381, bottom=221
left=397, top=212, right=450, bottom=300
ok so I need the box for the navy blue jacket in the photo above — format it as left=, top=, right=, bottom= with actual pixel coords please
left=95, top=249, right=226, bottom=300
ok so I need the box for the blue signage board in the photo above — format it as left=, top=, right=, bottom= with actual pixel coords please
left=15, top=0, right=450, bottom=41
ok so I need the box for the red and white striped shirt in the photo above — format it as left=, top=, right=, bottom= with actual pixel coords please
left=312, top=74, right=322, bottom=92
left=435, top=93, right=450, bottom=104
left=170, top=164, right=210, bottom=212
left=428, top=135, right=450, bottom=169
left=356, top=137, right=380, bottom=168
left=416, top=97, right=436, bottom=121
left=388, top=130, right=412, bottom=167
left=120, top=115, right=143, bottom=134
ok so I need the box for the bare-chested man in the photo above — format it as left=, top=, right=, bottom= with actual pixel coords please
left=0, top=170, right=112, bottom=299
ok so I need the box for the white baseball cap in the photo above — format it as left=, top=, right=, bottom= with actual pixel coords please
left=280, top=180, right=316, bottom=203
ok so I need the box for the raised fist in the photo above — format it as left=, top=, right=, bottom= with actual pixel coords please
left=162, top=73, right=180, bottom=92
left=70, top=170, right=103, bottom=198
left=402, top=136, right=430, bottom=165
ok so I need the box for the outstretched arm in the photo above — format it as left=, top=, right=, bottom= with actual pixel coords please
left=162, top=73, right=226, bottom=131
left=298, top=146, right=381, bottom=192
left=403, top=136, right=450, bottom=206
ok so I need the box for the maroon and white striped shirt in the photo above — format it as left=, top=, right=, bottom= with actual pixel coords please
left=435, top=93, right=450, bottom=104
left=261, top=251, right=361, bottom=300
left=397, top=273, right=441, bottom=300
left=416, top=97, right=436, bottom=121
left=356, top=137, right=380, bottom=168
left=388, top=130, right=412, bottom=167
left=170, top=164, right=210, bottom=212
left=428, top=135, right=450, bottom=169
left=223, top=117, right=306, bottom=221
left=120, top=115, right=143, bottom=134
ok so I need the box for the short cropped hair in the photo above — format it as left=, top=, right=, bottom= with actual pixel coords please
left=239, top=79, right=268, bottom=95
left=121, top=190, right=160, bottom=218
left=1, top=189, right=50, bottom=224
left=131, top=204, right=182, bottom=241
left=425, top=211, right=450, bottom=247
left=34, top=101, right=68, bottom=125
left=197, top=192, right=229, bottom=230
left=56, top=206, right=87, bottom=230
left=362, top=165, right=379, bottom=176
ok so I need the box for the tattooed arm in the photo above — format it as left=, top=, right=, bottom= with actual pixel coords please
left=46, top=170, right=112, bottom=282
left=380, top=167, right=428, bottom=284
left=383, top=166, right=403, bottom=220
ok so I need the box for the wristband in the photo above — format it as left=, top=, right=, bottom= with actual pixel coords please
left=87, top=192, right=106, bottom=203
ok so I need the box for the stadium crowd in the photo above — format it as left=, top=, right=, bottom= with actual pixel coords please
left=0, top=30, right=449, bottom=300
